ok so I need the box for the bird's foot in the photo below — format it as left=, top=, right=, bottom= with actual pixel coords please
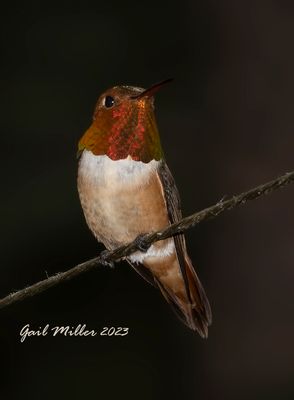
left=133, top=234, right=150, bottom=253
left=99, top=250, right=115, bottom=269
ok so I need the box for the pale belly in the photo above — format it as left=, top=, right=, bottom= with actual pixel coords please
left=77, top=151, right=170, bottom=250
left=77, top=151, right=209, bottom=332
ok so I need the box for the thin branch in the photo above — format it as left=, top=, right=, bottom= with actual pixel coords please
left=1, top=171, right=293, bottom=310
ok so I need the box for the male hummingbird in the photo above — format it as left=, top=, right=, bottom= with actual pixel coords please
left=77, top=79, right=211, bottom=337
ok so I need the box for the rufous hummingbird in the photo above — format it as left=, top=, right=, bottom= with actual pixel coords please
left=77, top=79, right=212, bottom=337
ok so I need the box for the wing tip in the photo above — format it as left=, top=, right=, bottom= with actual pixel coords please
left=185, top=299, right=212, bottom=338
left=188, top=311, right=211, bottom=338
left=154, top=275, right=212, bottom=338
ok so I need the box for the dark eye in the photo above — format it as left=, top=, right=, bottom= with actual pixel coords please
left=104, top=95, right=115, bottom=108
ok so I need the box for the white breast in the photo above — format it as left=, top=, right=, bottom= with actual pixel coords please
left=78, top=150, right=159, bottom=189
left=77, top=150, right=175, bottom=263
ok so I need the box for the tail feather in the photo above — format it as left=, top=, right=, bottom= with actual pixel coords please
left=184, top=254, right=212, bottom=336
left=145, top=251, right=212, bottom=337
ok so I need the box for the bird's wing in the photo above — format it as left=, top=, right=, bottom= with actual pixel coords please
left=156, top=160, right=212, bottom=336
left=126, top=159, right=211, bottom=336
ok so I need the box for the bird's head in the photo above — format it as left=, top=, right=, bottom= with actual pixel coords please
left=78, top=79, right=172, bottom=163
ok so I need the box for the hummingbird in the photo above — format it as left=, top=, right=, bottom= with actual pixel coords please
left=77, top=79, right=212, bottom=337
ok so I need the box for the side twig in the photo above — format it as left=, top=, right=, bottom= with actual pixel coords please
left=0, top=171, right=293, bottom=310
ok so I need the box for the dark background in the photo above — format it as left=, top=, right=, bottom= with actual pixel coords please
left=1, top=1, right=294, bottom=399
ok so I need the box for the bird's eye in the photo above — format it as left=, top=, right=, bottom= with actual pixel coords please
left=103, top=95, right=115, bottom=108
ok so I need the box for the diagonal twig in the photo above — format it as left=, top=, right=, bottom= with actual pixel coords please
left=0, top=170, right=293, bottom=310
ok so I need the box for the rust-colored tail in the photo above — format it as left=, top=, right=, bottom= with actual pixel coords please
left=181, top=254, right=212, bottom=336
left=145, top=249, right=212, bottom=337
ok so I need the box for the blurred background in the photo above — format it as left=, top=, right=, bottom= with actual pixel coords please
left=0, top=1, right=294, bottom=399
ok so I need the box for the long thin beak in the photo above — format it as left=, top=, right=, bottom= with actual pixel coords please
left=130, top=78, right=173, bottom=99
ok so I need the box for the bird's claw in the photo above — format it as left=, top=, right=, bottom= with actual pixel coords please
left=100, top=250, right=115, bottom=269
left=134, top=234, right=150, bottom=253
